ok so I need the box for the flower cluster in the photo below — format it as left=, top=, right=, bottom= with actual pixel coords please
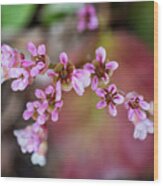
left=23, top=82, right=63, bottom=125
left=1, top=42, right=49, bottom=91
left=14, top=124, right=48, bottom=166
left=1, top=39, right=154, bottom=166
left=77, top=4, right=98, bottom=32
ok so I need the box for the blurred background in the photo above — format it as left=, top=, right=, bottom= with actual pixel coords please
left=1, top=2, right=154, bottom=180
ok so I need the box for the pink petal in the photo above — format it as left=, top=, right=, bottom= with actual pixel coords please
left=51, top=109, right=59, bottom=122
left=95, top=47, right=106, bottom=64
left=35, top=89, right=46, bottom=99
left=59, top=52, right=68, bottom=66
left=27, top=42, right=37, bottom=56
left=101, top=73, right=109, bottom=85
left=9, top=68, right=22, bottom=78
left=37, top=101, right=48, bottom=115
left=23, top=110, right=33, bottom=120
left=108, top=103, right=117, bottom=117
left=72, top=76, right=84, bottom=96
left=47, top=69, right=58, bottom=77
left=88, top=16, right=98, bottom=30
left=91, top=75, right=99, bottom=91
left=36, top=62, right=45, bottom=70
left=55, top=100, right=63, bottom=108
left=96, top=100, right=107, bottom=109
left=107, top=84, right=117, bottom=94
left=37, top=114, right=46, bottom=125
left=11, top=79, right=21, bottom=91
left=105, top=61, right=119, bottom=71
left=139, top=100, right=150, bottom=111
left=95, top=88, right=106, bottom=97
left=84, top=63, right=95, bottom=73
left=135, top=109, right=147, bottom=120
left=128, top=108, right=135, bottom=121
left=30, top=66, right=39, bottom=77
left=26, top=102, right=34, bottom=112
left=45, top=85, right=54, bottom=95
left=21, top=60, right=35, bottom=67
left=37, top=44, right=46, bottom=55
left=55, top=80, right=62, bottom=101
left=113, top=94, right=124, bottom=104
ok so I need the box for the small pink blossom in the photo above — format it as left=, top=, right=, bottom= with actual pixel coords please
left=26, top=42, right=49, bottom=77
left=84, top=47, right=119, bottom=91
left=23, top=84, right=63, bottom=125
left=14, top=124, right=48, bottom=166
left=9, top=68, right=30, bottom=91
left=77, top=4, right=98, bottom=32
left=95, top=84, right=124, bottom=117
left=47, top=52, right=91, bottom=96
left=124, top=92, right=150, bottom=123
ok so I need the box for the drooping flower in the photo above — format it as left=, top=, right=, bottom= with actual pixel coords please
left=1, top=44, right=24, bottom=83
left=47, top=52, right=91, bottom=96
left=26, top=42, right=49, bottom=77
left=77, top=4, right=98, bottom=32
left=14, top=124, right=48, bottom=166
left=84, top=47, right=119, bottom=91
left=124, top=92, right=150, bottom=123
left=133, top=118, right=154, bottom=140
left=95, top=84, right=124, bottom=117
left=23, top=83, right=63, bottom=125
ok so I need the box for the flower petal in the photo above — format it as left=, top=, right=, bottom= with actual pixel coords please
left=56, top=80, right=62, bottom=101
left=96, top=100, right=107, bottom=109
left=59, top=52, right=68, bottom=66
left=108, top=102, right=117, bottom=117
left=47, top=69, right=58, bottom=77
left=91, top=75, right=99, bottom=91
left=107, top=84, right=117, bottom=94
left=128, top=108, right=135, bottom=122
left=23, top=110, right=33, bottom=120
left=27, top=42, right=37, bottom=56
left=139, top=100, right=150, bottom=111
left=72, top=76, right=84, bottom=96
left=37, top=114, right=46, bottom=125
left=105, top=61, right=119, bottom=71
left=95, top=88, right=106, bottom=97
left=96, top=47, right=106, bottom=63
left=51, top=109, right=59, bottom=122
left=135, top=108, right=147, bottom=120
left=84, top=63, right=95, bottom=74
left=35, top=89, right=46, bottom=99
left=37, top=44, right=46, bottom=55
left=113, top=94, right=124, bottom=104
left=21, top=60, right=35, bottom=67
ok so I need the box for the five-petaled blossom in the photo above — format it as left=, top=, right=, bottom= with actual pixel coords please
left=95, top=84, right=124, bottom=117
left=1, top=44, right=24, bottom=83
left=47, top=52, right=91, bottom=96
left=124, top=92, right=150, bottom=122
left=23, top=82, right=63, bottom=125
left=14, top=124, right=48, bottom=166
left=77, top=4, right=98, bottom=32
left=125, top=92, right=154, bottom=140
left=84, top=47, right=119, bottom=91
left=25, top=42, right=49, bottom=77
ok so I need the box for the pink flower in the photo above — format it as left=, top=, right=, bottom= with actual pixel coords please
left=1, top=44, right=24, bottom=83
left=9, top=68, right=30, bottom=91
left=84, top=47, right=119, bottom=91
left=124, top=92, right=150, bottom=123
left=77, top=4, right=98, bottom=32
left=47, top=52, right=91, bottom=96
left=14, top=124, right=48, bottom=166
left=95, top=84, right=124, bottom=117
left=26, top=42, right=49, bottom=77
left=23, top=83, right=63, bottom=124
